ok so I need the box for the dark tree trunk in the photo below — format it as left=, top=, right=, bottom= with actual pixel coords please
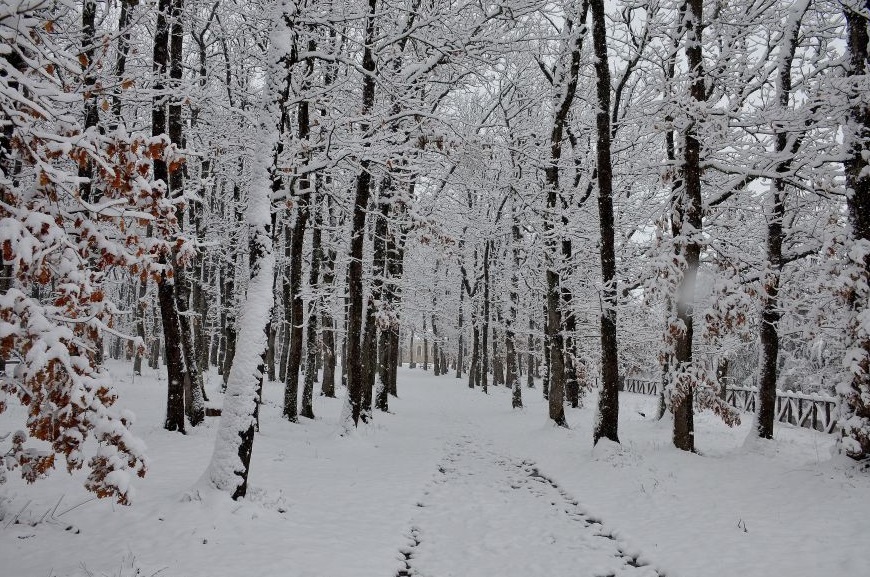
left=508, top=215, right=522, bottom=408
left=386, top=217, right=406, bottom=397
left=591, top=0, right=620, bottom=445
left=111, top=0, right=133, bottom=127
left=542, top=303, right=550, bottom=400
left=527, top=320, right=535, bottom=389
left=456, top=278, right=465, bottom=379
left=152, top=0, right=185, bottom=433
left=283, top=181, right=309, bottom=423
left=158, top=269, right=186, bottom=433
left=543, top=3, right=587, bottom=426
left=672, top=0, right=705, bottom=452
left=320, top=195, right=338, bottom=398
left=345, top=0, right=378, bottom=426
left=469, top=320, right=480, bottom=389
left=301, top=191, right=322, bottom=420
left=431, top=312, right=441, bottom=377
left=376, top=324, right=390, bottom=412
left=422, top=315, right=429, bottom=371
left=841, top=3, right=870, bottom=460
left=481, top=240, right=491, bottom=393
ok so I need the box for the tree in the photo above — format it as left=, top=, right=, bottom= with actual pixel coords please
left=839, top=0, right=870, bottom=461
left=590, top=0, right=619, bottom=445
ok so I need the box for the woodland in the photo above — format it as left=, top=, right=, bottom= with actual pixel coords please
left=1, top=0, right=870, bottom=514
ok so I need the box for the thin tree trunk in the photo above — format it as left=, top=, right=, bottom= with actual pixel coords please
left=320, top=193, right=338, bottom=397
left=422, top=315, right=429, bottom=371
left=301, top=191, right=322, bottom=420
left=409, top=328, right=416, bottom=368
left=456, top=278, right=465, bottom=379
left=481, top=240, right=491, bottom=393
left=543, top=3, right=587, bottom=426
left=527, top=319, right=535, bottom=389
left=508, top=215, right=522, bottom=408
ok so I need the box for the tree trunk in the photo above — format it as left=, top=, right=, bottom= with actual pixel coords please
left=481, top=240, right=491, bottom=393
left=840, top=2, right=870, bottom=460
left=409, top=328, right=416, bottom=368
left=543, top=3, right=587, bottom=426
left=456, top=278, right=465, bottom=379
left=508, top=215, right=522, bottom=408
left=345, top=0, right=378, bottom=426
left=422, top=315, right=429, bottom=371
left=469, top=320, right=480, bottom=389
left=672, top=0, right=705, bottom=452
left=204, top=154, right=274, bottom=501
left=152, top=0, right=185, bottom=432
left=320, top=194, right=338, bottom=398
left=591, top=0, right=620, bottom=445
left=363, top=192, right=388, bottom=417
left=283, top=180, right=309, bottom=423
left=301, top=191, right=322, bottom=420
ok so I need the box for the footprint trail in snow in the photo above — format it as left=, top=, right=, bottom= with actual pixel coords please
left=396, top=437, right=662, bottom=577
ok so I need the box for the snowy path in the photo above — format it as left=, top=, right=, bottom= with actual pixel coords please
left=3, top=366, right=868, bottom=577
left=395, top=434, right=660, bottom=577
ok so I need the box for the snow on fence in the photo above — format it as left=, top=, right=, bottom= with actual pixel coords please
left=616, top=378, right=839, bottom=434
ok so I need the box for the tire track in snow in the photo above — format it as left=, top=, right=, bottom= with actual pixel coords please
left=394, top=437, right=663, bottom=577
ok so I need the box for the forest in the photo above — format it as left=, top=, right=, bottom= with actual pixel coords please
left=1, top=0, right=870, bottom=574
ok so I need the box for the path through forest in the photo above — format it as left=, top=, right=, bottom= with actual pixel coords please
left=395, top=432, right=660, bottom=577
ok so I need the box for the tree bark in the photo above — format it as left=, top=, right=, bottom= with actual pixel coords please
left=591, top=0, right=620, bottom=445
left=840, top=2, right=870, bottom=460
left=345, top=0, right=378, bottom=426
left=672, top=0, right=705, bottom=452
left=757, top=5, right=806, bottom=439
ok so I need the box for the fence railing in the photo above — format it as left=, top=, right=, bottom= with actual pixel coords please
left=617, top=378, right=839, bottom=434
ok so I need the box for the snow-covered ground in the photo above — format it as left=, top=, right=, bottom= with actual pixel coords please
left=2, top=363, right=868, bottom=577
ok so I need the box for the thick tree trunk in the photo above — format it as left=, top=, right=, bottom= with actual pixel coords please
left=205, top=156, right=274, bottom=501
left=591, top=0, right=619, bottom=445
left=672, top=0, right=705, bottom=452
left=345, top=0, right=378, bottom=426
left=152, top=0, right=185, bottom=432
left=840, top=3, right=870, bottom=460
left=158, top=271, right=186, bottom=433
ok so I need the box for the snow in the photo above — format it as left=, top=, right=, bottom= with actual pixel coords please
left=2, top=363, right=868, bottom=577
